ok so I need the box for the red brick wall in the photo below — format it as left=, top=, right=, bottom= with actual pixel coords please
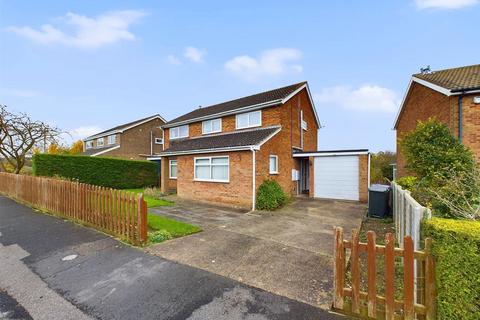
left=395, top=82, right=451, bottom=177
left=457, top=94, right=480, bottom=162
left=162, top=151, right=253, bottom=209
left=358, top=154, right=369, bottom=203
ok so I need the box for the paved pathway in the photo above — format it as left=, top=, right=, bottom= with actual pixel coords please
left=0, top=196, right=344, bottom=320
left=149, top=197, right=365, bottom=309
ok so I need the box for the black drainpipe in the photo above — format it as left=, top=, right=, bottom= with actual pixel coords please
left=458, top=95, right=463, bottom=143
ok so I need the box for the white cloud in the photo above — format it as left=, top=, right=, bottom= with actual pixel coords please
left=167, top=54, right=181, bottom=65
left=68, top=126, right=102, bottom=141
left=414, top=0, right=478, bottom=9
left=314, top=85, right=399, bottom=113
left=1, top=89, right=40, bottom=97
left=6, top=10, right=147, bottom=48
left=224, top=48, right=303, bottom=82
left=184, top=46, right=207, bottom=63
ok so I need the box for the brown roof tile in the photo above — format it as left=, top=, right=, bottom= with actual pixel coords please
left=165, top=82, right=307, bottom=126
left=85, top=114, right=165, bottom=140
left=414, top=64, right=480, bottom=92
left=159, top=126, right=280, bottom=155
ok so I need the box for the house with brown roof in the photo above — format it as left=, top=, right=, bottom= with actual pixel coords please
left=149, top=82, right=370, bottom=209
left=82, top=114, right=166, bottom=159
left=394, top=64, right=480, bottom=177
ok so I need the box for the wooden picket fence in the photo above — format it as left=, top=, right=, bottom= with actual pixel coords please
left=0, top=172, right=148, bottom=245
left=333, top=227, right=436, bottom=320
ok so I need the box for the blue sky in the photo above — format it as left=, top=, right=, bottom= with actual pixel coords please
left=0, top=0, right=478, bottom=152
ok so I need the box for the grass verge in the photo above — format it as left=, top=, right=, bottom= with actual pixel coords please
left=123, top=188, right=174, bottom=208
left=147, top=213, right=201, bottom=244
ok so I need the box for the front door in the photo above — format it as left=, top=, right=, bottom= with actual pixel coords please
left=299, top=158, right=309, bottom=194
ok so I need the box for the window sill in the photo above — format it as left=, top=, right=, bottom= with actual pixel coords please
left=194, top=179, right=229, bottom=183
left=169, top=177, right=177, bottom=180
left=269, top=172, right=279, bottom=175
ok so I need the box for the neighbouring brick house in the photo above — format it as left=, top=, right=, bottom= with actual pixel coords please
left=394, top=64, right=480, bottom=177
left=148, top=82, right=370, bottom=209
left=82, top=114, right=166, bottom=160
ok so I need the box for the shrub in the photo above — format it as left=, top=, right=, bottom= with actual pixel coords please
left=370, top=151, right=396, bottom=184
left=32, top=154, right=158, bottom=189
left=400, top=119, right=479, bottom=218
left=423, top=218, right=480, bottom=319
left=148, top=230, right=172, bottom=243
left=143, top=187, right=166, bottom=199
left=395, top=176, right=418, bottom=191
left=256, top=179, right=287, bottom=210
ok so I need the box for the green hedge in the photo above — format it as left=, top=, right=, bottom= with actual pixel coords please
left=32, top=154, right=158, bottom=189
left=423, top=218, right=480, bottom=319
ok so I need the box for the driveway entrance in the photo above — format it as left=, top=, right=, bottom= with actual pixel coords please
left=148, top=197, right=365, bottom=309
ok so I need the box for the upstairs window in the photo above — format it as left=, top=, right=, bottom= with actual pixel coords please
left=236, top=111, right=261, bottom=129
left=107, top=135, right=116, bottom=145
left=86, top=140, right=93, bottom=149
left=202, top=118, right=222, bottom=134
left=97, top=138, right=104, bottom=147
left=170, top=125, right=189, bottom=139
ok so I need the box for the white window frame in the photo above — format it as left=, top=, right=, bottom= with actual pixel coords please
left=107, top=135, right=116, bottom=145
left=235, top=110, right=262, bottom=129
left=155, top=138, right=163, bottom=145
left=169, top=160, right=177, bottom=179
left=194, top=156, right=229, bottom=183
left=85, top=140, right=93, bottom=149
left=97, top=137, right=104, bottom=147
left=269, top=155, right=279, bottom=174
left=202, top=118, right=222, bottom=135
left=170, top=125, right=189, bottom=140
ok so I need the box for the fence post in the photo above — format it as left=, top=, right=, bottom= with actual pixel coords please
left=424, top=238, right=436, bottom=320
left=404, top=236, right=415, bottom=320
left=385, top=233, right=395, bottom=320
left=351, top=229, right=360, bottom=314
left=367, top=231, right=377, bottom=318
left=333, top=227, right=344, bottom=310
left=137, top=193, right=148, bottom=245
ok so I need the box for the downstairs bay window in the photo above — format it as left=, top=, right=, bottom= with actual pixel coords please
left=194, top=156, right=229, bottom=182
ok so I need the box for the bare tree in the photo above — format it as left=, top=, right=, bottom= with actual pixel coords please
left=0, top=105, right=61, bottom=173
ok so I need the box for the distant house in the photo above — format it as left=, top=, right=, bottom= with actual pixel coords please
left=149, top=82, right=370, bottom=209
left=82, top=115, right=167, bottom=159
left=394, top=64, right=480, bottom=177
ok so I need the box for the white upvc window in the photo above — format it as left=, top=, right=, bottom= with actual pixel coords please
left=107, top=135, right=116, bottom=145
left=301, top=110, right=307, bottom=130
left=155, top=138, right=163, bottom=144
left=97, top=138, right=104, bottom=147
left=169, top=160, right=177, bottom=179
left=86, top=140, right=93, bottom=149
left=202, top=118, right=222, bottom=134
left=269, top=155, right=279, bottom=174
left=194, top=156, right=229, bottom=182
left=170, top=125, right=189, bottom=140
left=236, top=110, right=261, bottom=129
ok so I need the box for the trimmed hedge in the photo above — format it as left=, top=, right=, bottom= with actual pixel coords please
left=256, top=179, right=287, bottom=210
left=32, top=154, right=158, bottom=189
left=423, top=218, right=480, bottom=319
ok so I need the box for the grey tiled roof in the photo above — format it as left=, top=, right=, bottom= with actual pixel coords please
left=159, top=126, right=280, bottom=154
left=85, top=114, right=165, bottom=140
left=414, top=64, right=480, bottom=92
left=165, top=82, right=306, bottom=126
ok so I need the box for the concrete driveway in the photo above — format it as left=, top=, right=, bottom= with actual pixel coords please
left=148, top=197, right=365, bottom=309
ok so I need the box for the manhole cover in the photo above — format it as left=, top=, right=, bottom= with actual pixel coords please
left=61, top=254, right=78, bottom=261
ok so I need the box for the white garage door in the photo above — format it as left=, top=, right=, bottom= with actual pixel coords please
left=314, top=155, right=359, bottom=201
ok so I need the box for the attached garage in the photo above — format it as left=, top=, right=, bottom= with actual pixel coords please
left=294, top=150, right=370, bottom=202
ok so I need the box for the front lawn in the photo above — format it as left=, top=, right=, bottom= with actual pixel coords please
left=123, top=188, right=174, bottom=208
left=147, top=213, right=201, bottom=243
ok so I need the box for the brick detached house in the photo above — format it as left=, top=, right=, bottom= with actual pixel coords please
left=82, top=114, right=166, bottom=159
left=148, top=82, right=370, bottom=209
left=394, top=64, right=480, bottom=177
